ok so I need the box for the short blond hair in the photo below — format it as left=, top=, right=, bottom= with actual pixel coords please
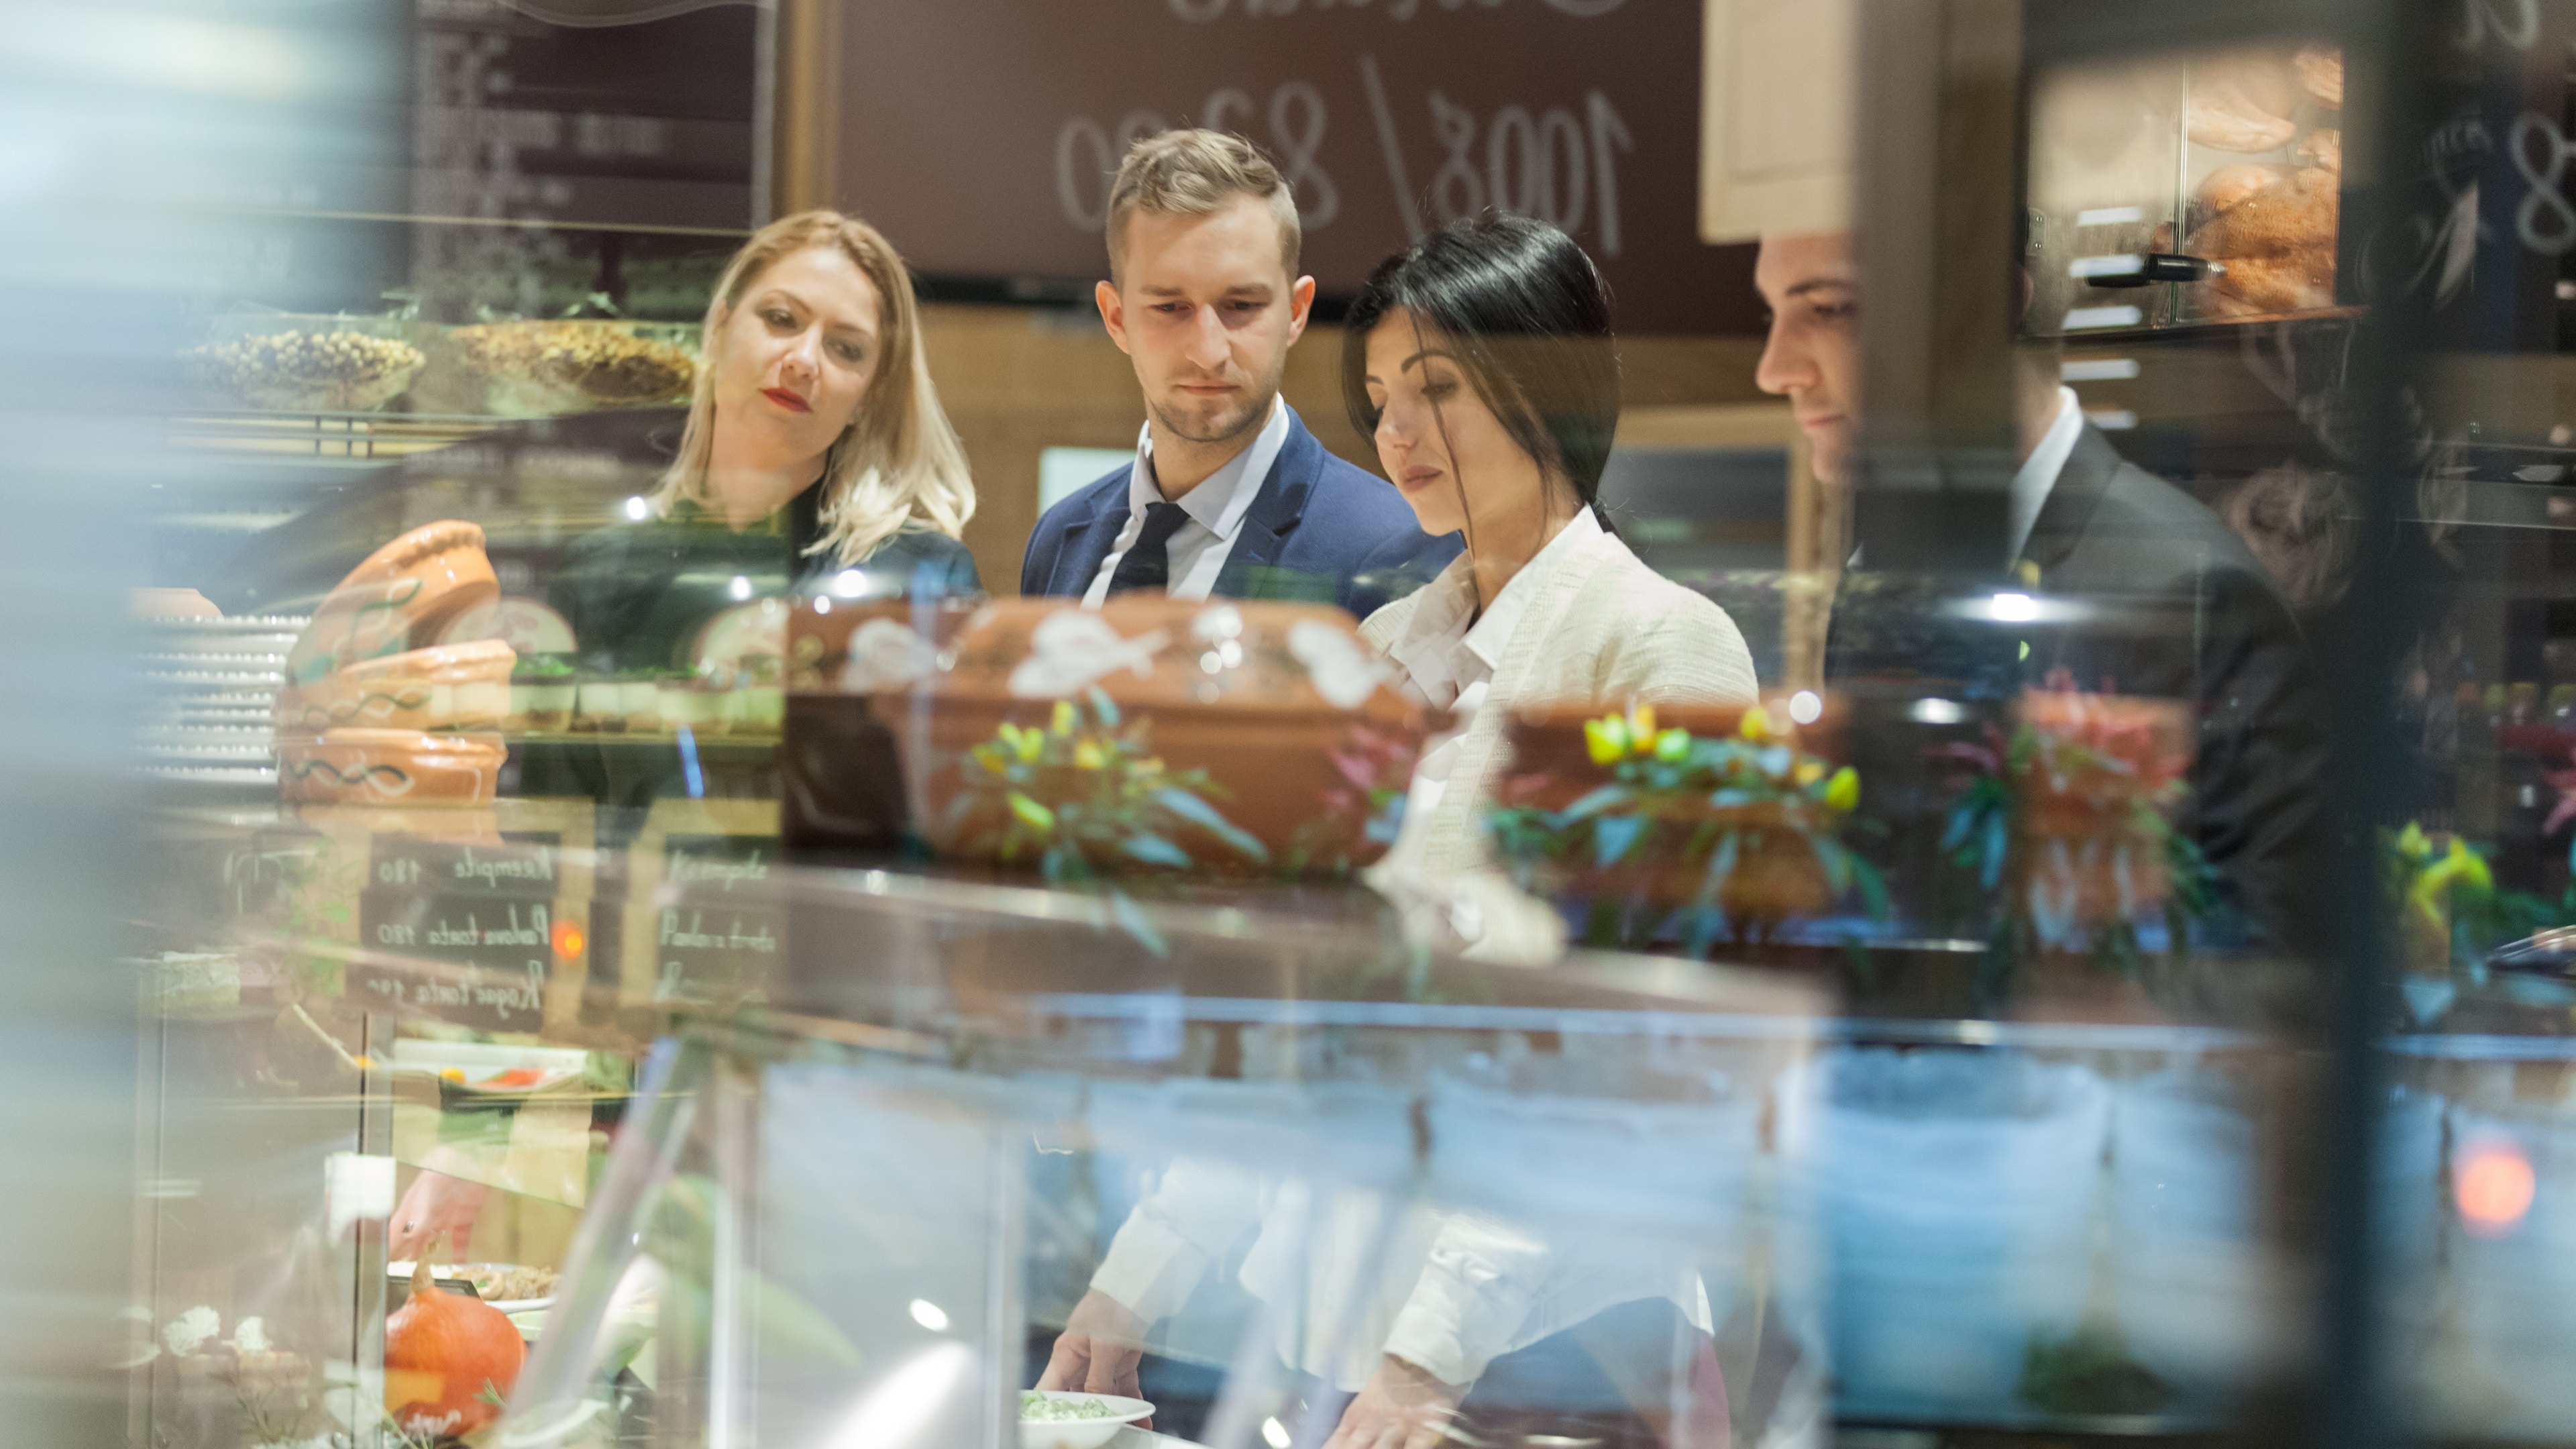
left=651, top=210, right=974, bottom=565
left=1106, top=129, right=1301, bottom=284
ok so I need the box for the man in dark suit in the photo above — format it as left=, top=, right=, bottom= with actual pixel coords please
left=1019, top=129, right=1456, bottom=619
left=1754, top=230, right=2323, bottom=948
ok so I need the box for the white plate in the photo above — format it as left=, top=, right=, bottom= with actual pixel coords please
left=1020, top=1391, right=1154, bottom=1449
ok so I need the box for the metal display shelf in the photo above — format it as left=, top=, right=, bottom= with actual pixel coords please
left=166, top=409, right=502, bottom=466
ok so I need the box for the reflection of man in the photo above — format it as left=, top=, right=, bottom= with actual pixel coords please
left=1754, top=231, right=2323, bottom=947
left=1020, top=129, right=1457, bottom=615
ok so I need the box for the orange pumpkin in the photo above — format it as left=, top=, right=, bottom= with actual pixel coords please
left=385, top=1251, right=525, bottom=1439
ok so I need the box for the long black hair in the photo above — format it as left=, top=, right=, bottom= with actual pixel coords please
left=1342, top=214, right=1621, bottom=541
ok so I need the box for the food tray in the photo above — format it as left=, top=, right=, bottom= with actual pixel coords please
left=431, top=319, right=700, bottom=417
left=185, top=315, right=429, bottom=413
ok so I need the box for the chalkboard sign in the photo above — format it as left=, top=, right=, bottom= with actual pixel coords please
left=356, top=832, right=580, bottom=1029
left=254, top=0, right=760, bottom=233
left=404, top=0, right=761, bottom=231
left=643, top=833, right=782, bottom=1004
left=833, top=0, right=1757, bottom=333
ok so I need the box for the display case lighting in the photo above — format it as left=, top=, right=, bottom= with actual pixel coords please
left=2065, top=305, right=2143, bottom=330
left=2061, top=358, right=2139, bottom=381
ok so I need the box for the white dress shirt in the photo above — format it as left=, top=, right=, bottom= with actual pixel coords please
left=1377, top=509, right=1605, bottom=820
left=2007, top=385, right=2084, bottom=566
left=1081, top=396, right=1291, bottom=606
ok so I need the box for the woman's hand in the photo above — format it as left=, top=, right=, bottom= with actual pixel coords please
left=1321, top=1354, right=1468, bottom=1449
left=386, top=1169, right=490, bottom=1262
left=1035, top=1290, right=1152, bottom=1426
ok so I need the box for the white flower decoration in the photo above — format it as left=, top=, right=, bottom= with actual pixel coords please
left=1008, top=610, right=1167, bottom=698
left=1190, top=603, right=1244, bottom=643
left=162, top=1305, right=219, bottom=1356
left=844, top=618, right=934, bottom=692
left=230, top=1316, right=270, bottom=1354
left=1286, top=620, right=1387, bottom=709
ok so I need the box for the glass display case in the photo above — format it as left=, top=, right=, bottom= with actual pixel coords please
left=2030, top=40, right=2352, bottom=335
left=125, top=786, right=2576, bottom=1448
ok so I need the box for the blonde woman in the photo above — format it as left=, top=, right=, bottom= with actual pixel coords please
left=551, top=210, right=977, bottom=672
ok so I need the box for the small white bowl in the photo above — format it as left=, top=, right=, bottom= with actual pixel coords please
left=1019, top=1391, right=1152, bottom=1449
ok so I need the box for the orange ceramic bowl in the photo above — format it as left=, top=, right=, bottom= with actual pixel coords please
left=286, top=522, right=500, bottom=686
left=277, top=729, right=506, bottom=807
left=274, top=640, right=517, bottom=737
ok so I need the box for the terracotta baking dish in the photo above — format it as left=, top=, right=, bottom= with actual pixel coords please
left=276, top=728, right=507, bottom=807
left=285, top=521, right=500, bottom=686
left=274, top=640, right=517, bottom=737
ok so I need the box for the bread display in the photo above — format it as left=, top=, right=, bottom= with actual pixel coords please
left=186, top=327, right=427, bottom=413
left=2189, top=165, right=2341, bottom=316
left=2192, top=164, right=2289, bottom=223
left=2186, top=54, right=2300, bottom=152
left=2295, top=45, right=2344, bottom=108
left=278, top=729, right=506, bottom=806
left=274, top=641, right=517, bottom=737
left=2037, top=40, right=2343, bottom=328
left=448, top=320, right=698, bottom=416
left=284, top=522, right=500, bottom=687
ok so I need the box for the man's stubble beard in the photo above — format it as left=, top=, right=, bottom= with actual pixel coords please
left=1148, top=358, right=1285, bottom=447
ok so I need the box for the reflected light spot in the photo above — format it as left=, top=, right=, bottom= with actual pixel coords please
left=623, top=495, right=649, bottom=521
left=2458, top=1140, right=2536, bottom=1236
left=1262, top=1417, right=1292, bottom=1449
left=907, top=1298, right=949, bottom=1333
left=549, top=920, right=585, bottom=959
left=1989, top=592, right=2039, bottom=623
left=1909, top=698, right=1964, bottom=725
left=833, top=569, right=865, bottom=598
left=823, top=1340, right=972, bottom=1449
left=729, top=575, right=753, bottom=602
left=1788, top=690, right=1823, bottom=725
left=814, top=596, right=832, bottom=614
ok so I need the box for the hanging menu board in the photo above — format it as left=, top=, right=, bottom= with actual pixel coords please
left=407, top=0, right=761, bottom=231
left=831, top=0, right=1760, bottom=333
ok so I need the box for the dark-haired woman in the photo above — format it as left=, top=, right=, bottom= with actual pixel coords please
left=1313, top=217, right=1750, bottom=1449
left=1348, top=215, right=1757, bottom=878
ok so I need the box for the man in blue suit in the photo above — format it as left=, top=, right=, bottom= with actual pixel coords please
left=1020, top=129, right=1458, bottom=619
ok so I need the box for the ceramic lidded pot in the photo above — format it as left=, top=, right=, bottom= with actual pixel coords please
left=284, top=521, right=500, bottom=686
left=794, top=596, right=1441, bottom=874
left=1493, top=697, right=1867, bottom=949
left=274, top=640, right=517, bottom=737
left=2007, top=691, right=2190, bottom=942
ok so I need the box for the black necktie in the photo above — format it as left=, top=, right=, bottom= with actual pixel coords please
left=1106, top=501, right=1193, bottom=597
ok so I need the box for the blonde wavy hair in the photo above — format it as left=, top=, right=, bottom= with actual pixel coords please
left=652, top=210, right=974, bottom=565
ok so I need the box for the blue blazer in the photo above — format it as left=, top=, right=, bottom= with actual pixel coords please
left=1018, top=408, right=1462, bottom=622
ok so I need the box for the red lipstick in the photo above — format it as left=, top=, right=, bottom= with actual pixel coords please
left=763, top=387, right=811, bottom=413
